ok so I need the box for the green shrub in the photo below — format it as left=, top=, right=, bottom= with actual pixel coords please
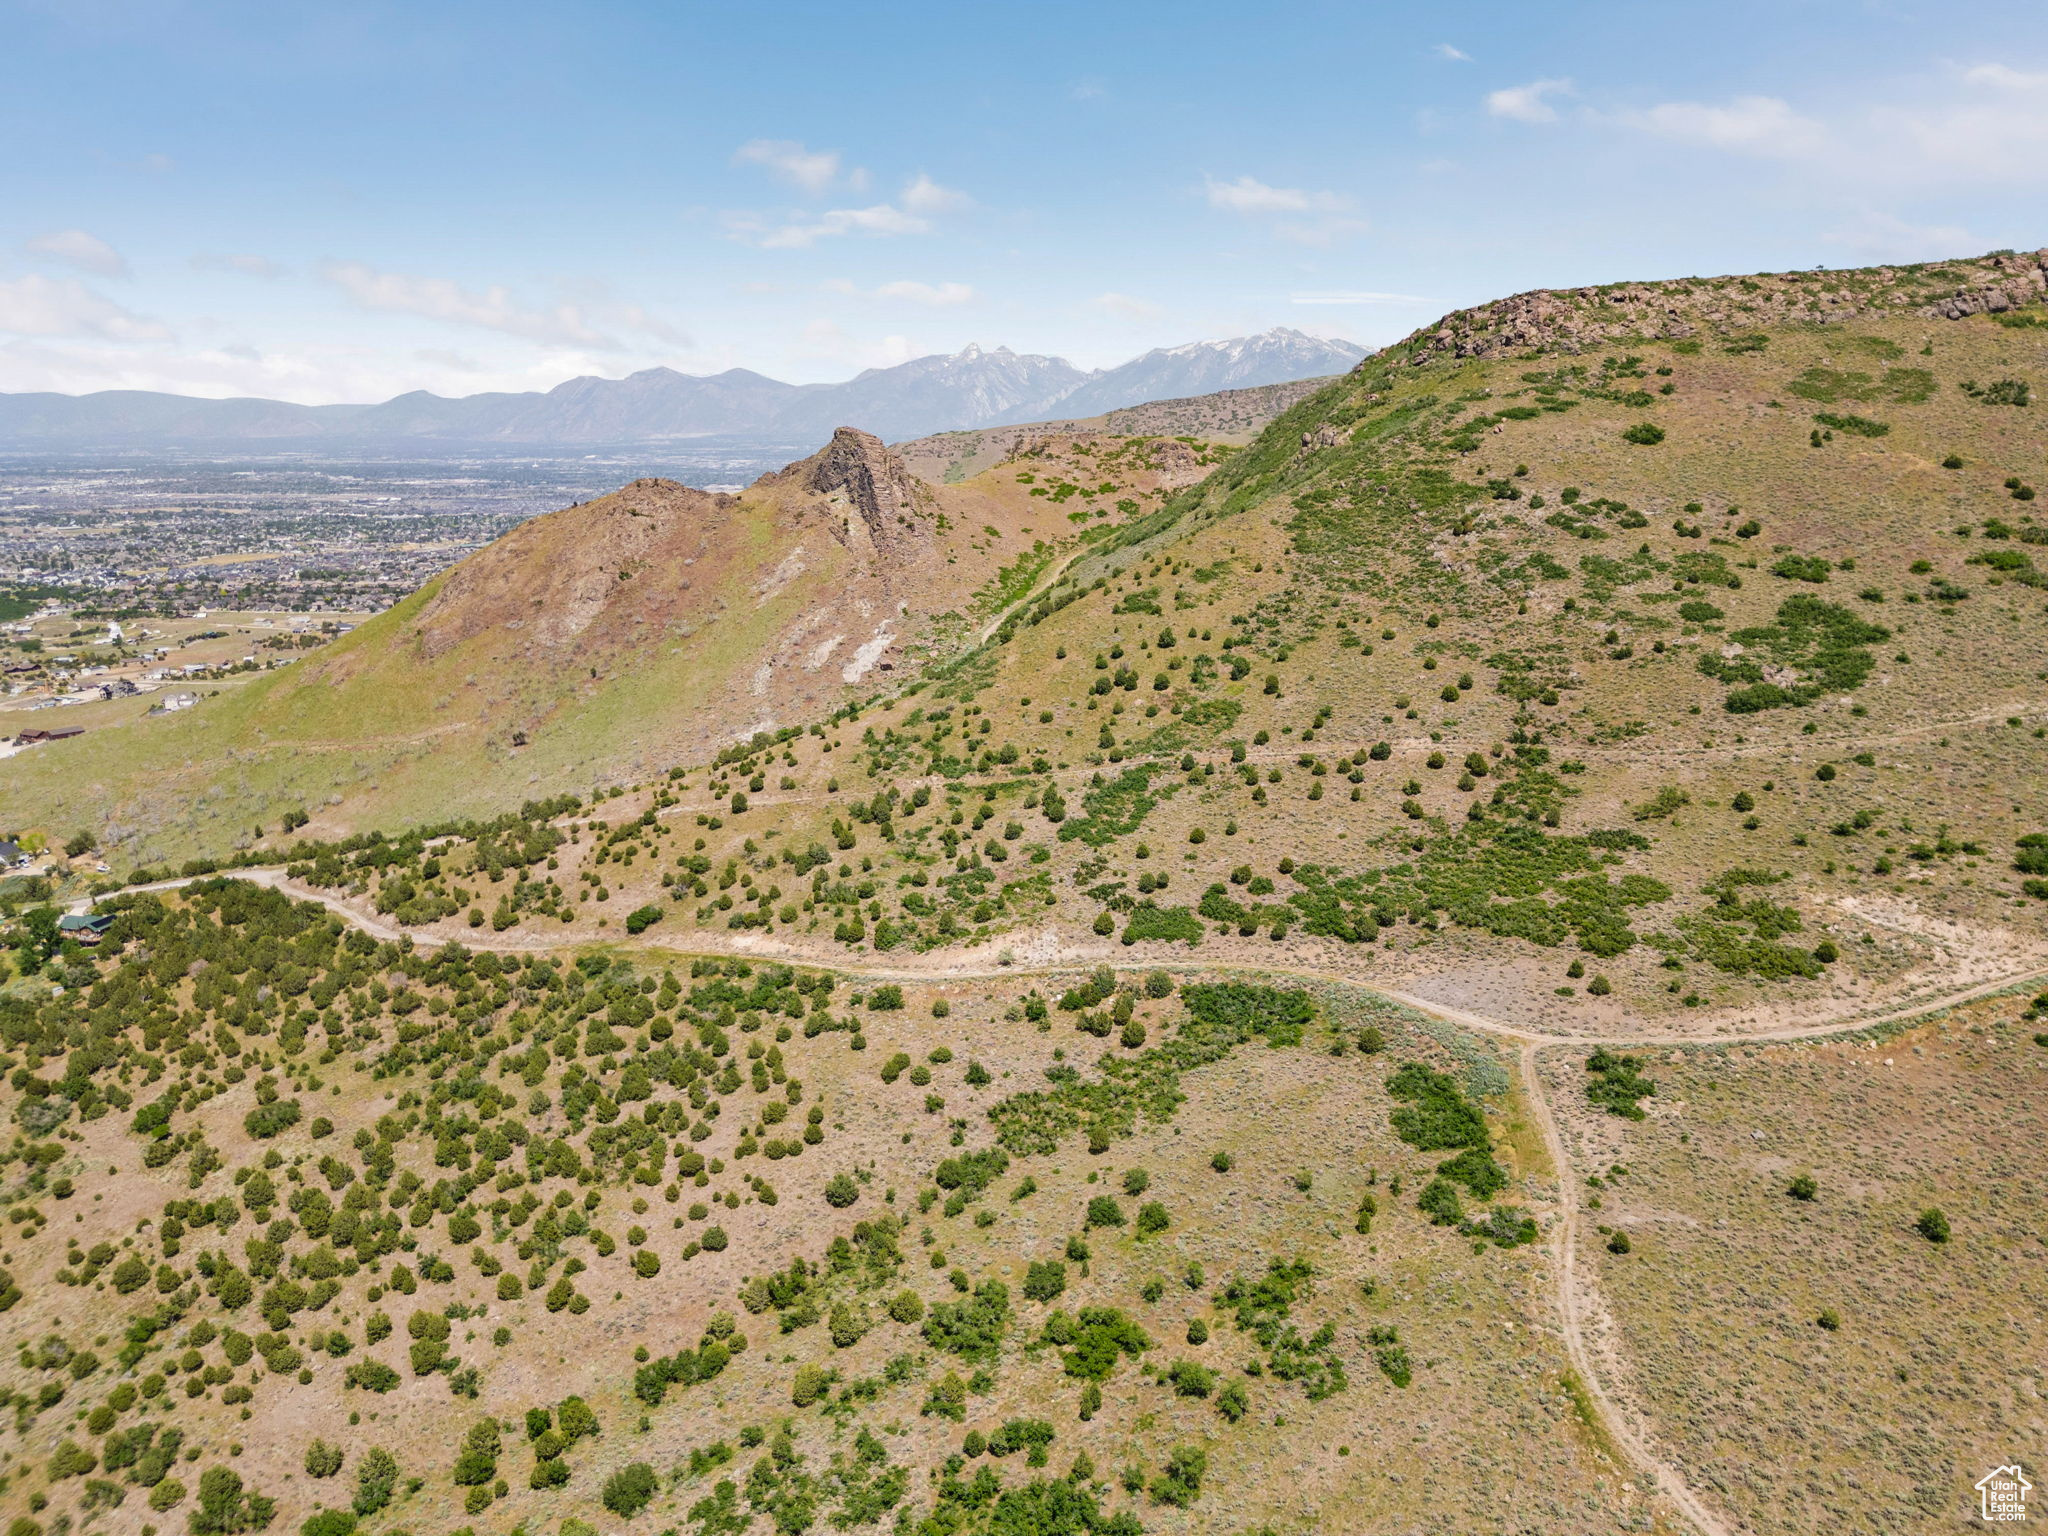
left=1383, top=1063, right=1486, bottom=1151
left=1022, top=1261, right=1067, bottom=1303
left=922, top=1280, right=1011, bottom=1362
left=1217, top=1379, right=1249, bottom=1420
left=1149, top=1444, right=1207, bottom=1507
left=1121, top=903, right=1203, bottom=945
left=1084, top=1196, right=1125, bottom=1228
left=1621, top=423, right=1665, bottom=445
left=624, top=904, right=664, bottom=935
left=600, top=1461, right=657, bottom=1518
left=189, top=1467, right=275, bottom=1535
left=343, top=1360, right=399, bottom=1393
left=1916, top=1207, right=1950, bottom=1244
left=1417, top=1177, right=1463, bottom=1226
left=791, top=1364, right=831, bottom=1407
left=1812, top=411, right=1889, bottom=437
left=304, top=1440, right=344, bottom=1479
left=451, top=1419, right=499, bottom=1486
left=352, top=1449, right=398, bottom=1516
left=921, top=1370, right=967, bottom=1421
left=1771, top=554, right=1832, bottom=583
left=1585, top=1048, right=1656, bottom=1119
left=1054, top=1307, right=1151, bottom=1380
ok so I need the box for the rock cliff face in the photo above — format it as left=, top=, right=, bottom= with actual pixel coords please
left=761, top=426, right=936, bottom=574
left=1389, top=247, right=2048, bottom=364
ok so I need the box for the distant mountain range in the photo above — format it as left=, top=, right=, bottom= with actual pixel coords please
left=0, top=328, right=1365, bottom=450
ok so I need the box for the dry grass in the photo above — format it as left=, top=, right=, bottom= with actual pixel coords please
left=1543, top=993, right=2048, bottom=1533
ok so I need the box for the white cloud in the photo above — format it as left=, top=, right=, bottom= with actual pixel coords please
left=24, top=230, right=128, bottom=277
left=1203, top=177, right=1364, bottom=244
left=900, top=173, right=969, bottom=215
left=1203, top=175, right=1352, bottom=215
left=1957, top=63, right=2048, bottom=91
left=1434, top=43, right=1470, bottom=62
left=1291, top=289, right=1425, bottom=305
left=1093, top=292, right=1162, bottom=319
left=1577, top=67, right=2048, bottom=186
left=721, top=171, right=968, bottom=250
left=794, top=319, right=919, bottom=371
left=0, top=335, right=662, bottom=405
left=1617, top=94, right=1826, bottom=157
left=825, top=279, right=976, bottom=306
left=733, top=138, right=843, bottom=193
left=1274, top=217, right=1372, bottom=247
left=727, top=202, right=934, bottom=249
left=318, top=262, right=684, bottom=349
left=0, top=274, right=168, bottom=341
left=1486, top=78, right=1571, bottom=123
left=1820, top=210, right=1975, bottom=262
left=874, top=280, right=974, bottom=306
left=193, top=252, right=285, bottom=279
left=1868, top=64, right=2048, bottom=182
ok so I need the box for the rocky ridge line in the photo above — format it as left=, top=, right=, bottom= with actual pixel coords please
left=1387, top=247, right=2048, bottom=364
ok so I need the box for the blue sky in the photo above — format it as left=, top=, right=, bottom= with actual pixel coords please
left=4, top=0, right=2047, bottom=402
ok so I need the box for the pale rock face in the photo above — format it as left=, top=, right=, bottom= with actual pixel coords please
left=841, top=622, right=896, bottom=683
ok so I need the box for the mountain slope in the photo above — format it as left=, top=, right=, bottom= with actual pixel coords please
left=5, top=248, right=2048, bottom=1536
left=0, top=426, right=1226, bottom=849
left=0, top=330, right=1360, bottom=448
left=894, top=375, right=1334, bottom=484
left=770, top=345, right=1092, bottom=441
left=151, top=244, right=2048, bottom=1030
left=1037, top=327, right=1367, bottom=419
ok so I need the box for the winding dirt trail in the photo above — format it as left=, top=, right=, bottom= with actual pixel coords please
left=69, top=866, right=2047, bottom=1536
left=1518, top=1037, right=1736, bottom=1536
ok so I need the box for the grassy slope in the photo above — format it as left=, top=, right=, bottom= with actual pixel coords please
left=0, top=944, right=1627, bottom=1536
left=8, top=253, right=2048, bottom=1536
left=1544, top=994, right=2048, bottom=1532
left=1, top=435, right=1216, bottom=866
left=301, top=280, right=2048, bottom=1039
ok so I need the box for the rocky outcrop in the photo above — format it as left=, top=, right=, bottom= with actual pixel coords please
left=1383, top=247, right=2048, bottom=365
left=762, top=427, right=935, bottom=571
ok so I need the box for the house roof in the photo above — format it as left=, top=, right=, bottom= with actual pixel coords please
left=58, top=912, right=114, bottom=932
left=1978, top=1466, right=2034, bottom=1489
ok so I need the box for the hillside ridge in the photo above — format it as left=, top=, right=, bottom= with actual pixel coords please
left=1399, top=245, right=2048, bottom=362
